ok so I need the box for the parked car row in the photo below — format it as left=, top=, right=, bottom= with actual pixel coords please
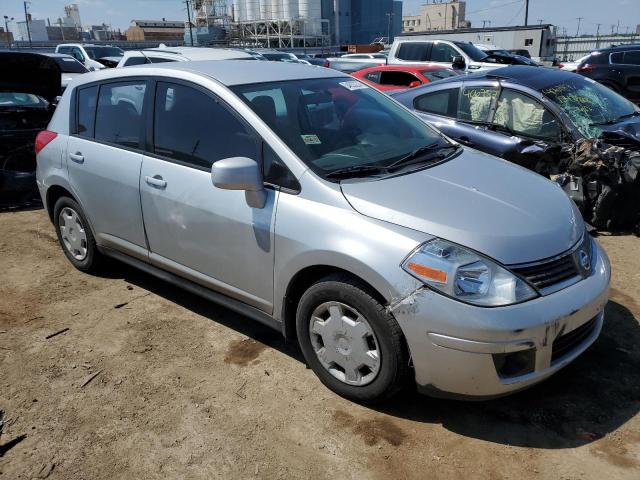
left=35, top=60, right=611, bottom=403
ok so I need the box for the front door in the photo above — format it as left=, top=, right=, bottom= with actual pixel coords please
left=66, top=80, right=149, bottom=256
left=139, top=81, right=277, bottom=312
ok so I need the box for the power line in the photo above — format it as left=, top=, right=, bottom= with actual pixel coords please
left=575, top=17, right=583, bottom=36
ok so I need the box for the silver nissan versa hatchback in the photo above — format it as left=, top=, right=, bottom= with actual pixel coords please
left=36, top=61, right=611, bottom=402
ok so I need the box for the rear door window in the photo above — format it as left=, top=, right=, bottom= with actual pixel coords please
left=94, top=81, right=147, bottom=149
left=76, top=85, right=98, bottom=138
left=414, top=88, right=460, bottom=117
left=397, top=42, right=431, bottom=62
left=153, top=82, right=258, bottom=169
left=378, top=71, right=421, bottom=86
left=623, top=50, right=640, bottom=65
left=458, top=86, right=499, bottom=122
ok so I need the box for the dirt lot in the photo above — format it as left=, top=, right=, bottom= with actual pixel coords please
left=1, top=208, right=639, bottom=480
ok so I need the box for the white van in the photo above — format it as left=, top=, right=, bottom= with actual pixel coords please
left=388, top=38, right=503, bottom=73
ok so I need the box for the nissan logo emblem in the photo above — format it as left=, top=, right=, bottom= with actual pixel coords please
left=579, top=250, right=591, bottom=272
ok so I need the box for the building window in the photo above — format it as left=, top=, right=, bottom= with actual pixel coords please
left=525, top=38, right=533, bottom=46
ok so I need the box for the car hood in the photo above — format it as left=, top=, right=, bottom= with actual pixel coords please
left=0, top=52, right=61, bottom=101
left=599, top=116, right=640, bottom=145
left=340, top=148, right=583, bottom=265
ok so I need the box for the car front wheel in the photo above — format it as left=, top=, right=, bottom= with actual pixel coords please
left=296, top=274, right=409, bottom=403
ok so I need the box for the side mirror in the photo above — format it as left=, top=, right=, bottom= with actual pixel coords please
left=211, top=157, right=266, bottom=209
left=408, top=80, right=421, bottom=88
left=452, top=55, right=466, bottom=69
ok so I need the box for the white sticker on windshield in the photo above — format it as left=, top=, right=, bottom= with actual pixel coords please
left=339, top=80, right=368, bottom=91
left=301, top=134, right=322, bottom=145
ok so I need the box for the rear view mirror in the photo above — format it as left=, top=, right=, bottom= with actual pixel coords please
left=452, top=55, right=466, bottom=69
left=211, top=157, right=266, bottom=209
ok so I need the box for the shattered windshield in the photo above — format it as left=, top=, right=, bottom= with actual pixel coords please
left=541, top=77, right=638, bottom=138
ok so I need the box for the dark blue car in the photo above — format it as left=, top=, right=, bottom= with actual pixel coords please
left=393, top=66, right=640, bottom=232
left=392, top=65, right=640, bottom=175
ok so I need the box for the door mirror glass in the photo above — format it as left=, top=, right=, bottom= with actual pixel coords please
left=211, top=157, right=266, bottom=208
left=452, top=55, right=465, bottom=69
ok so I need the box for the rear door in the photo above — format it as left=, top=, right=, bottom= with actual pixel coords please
left=613, top=50, right=640, bottom=102
left=66, top=79, right=149, bottom=258
left=139, top=80, right=277, bottom=312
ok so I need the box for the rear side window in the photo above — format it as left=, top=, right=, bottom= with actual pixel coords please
left=379, top=71, right=421, bottom=86
left=397, top=42, right=431, bottom=62
left=610, top=52, right=624, bottom=64
left=95, top=81, right=146, bottom=149
left=76, top=86, right=98, bottom=138
left=458, top=86, right=499, bottom=122
left=414, top=88, right=459, bottom=117
left=153, top=82, right=258, bottom=169
left=149, top=57, right=176, bottom=63
left=123, top=56, right=148, bottom=67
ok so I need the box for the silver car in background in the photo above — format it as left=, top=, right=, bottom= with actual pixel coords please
left=35, top=61, right=610, bottom=402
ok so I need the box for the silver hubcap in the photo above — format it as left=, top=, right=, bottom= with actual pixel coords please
left=309, top=301, right=381, bottom=386
left=59, top=207, right=88, bottom=261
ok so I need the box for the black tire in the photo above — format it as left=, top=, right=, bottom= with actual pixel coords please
left=53, top=196, right=102, bottom=273
left=296, top=273, right=409, bottom=403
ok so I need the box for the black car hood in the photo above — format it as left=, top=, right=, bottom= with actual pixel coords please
left=0, top=52, right=61, bottom=101
left=599, top=117, right=640, bottom=148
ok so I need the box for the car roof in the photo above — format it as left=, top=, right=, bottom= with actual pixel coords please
left=144, top=47, right=255, bottom=60
left=357, top=64, right=450, bottom=73
left=41, top=52, right=75, bottom=58
left=72, top=59, right=347, bottom=87
left=595, top=43, right=640, bottom=53
left=431, top=65, right=578, bottom=90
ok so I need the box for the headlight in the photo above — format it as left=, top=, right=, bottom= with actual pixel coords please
left=402, top=238, right=538, bottom=307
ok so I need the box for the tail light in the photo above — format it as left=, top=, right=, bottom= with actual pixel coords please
left=35, top=130, right=57, bottom=155
left=577, top=64, right=595, bottom=72
left=323, top=60, right=330, bottom=68
left=557, top=63, right=565, bottom=69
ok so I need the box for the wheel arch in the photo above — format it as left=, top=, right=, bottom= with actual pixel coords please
left=281, top=264, right=390, bottom=342
left=46, top=184, right=77, bottom=222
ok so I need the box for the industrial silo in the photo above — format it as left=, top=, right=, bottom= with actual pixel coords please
left=282, top=0, right=298, bottom=20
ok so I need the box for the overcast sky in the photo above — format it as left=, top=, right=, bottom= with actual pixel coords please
left=2, top=0, right=638, bottom=36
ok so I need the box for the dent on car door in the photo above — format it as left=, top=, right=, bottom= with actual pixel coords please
left=140, top=81, right=277, bottom=312
left=66, top=80, right=149, bottom=258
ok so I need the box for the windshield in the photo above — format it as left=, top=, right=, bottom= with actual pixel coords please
left=454, top=42, right=488, bottom=62
left=540, top=76, right=638, bottom=137
left=54, top=56, right=88, bottom=73
left=231, top=77, right=450, bottom=180
left=0, top=93, right=46, bottom=107
left=84, top=46, right=124, bottom=59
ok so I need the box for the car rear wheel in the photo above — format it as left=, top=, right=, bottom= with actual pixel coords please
left=296, top=273, right=409, bottom=403
left=53, top=197, right=101, bottom=272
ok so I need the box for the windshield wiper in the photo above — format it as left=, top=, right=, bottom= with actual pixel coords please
left=324, top=165, right=390, bottom=180
left=387, top=143, right=459, bottom=171
left=590, top=111, right=640, bottom=126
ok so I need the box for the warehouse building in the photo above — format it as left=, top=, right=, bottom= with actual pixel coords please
left=403, top=1, right=470, bottom=33
left=126, top=19, right=185, bottom=41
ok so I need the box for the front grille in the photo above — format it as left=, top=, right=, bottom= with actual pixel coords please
left=551, top=316, right=598, bottom=363
left=511, top=253, right=579, bottom=290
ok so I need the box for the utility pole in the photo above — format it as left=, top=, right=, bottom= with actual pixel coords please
left=595, top=23, right=600, bottom=48
left=524, top=0, right=529, bottom=26
left=3, top=15, right=14, bottom=48
left=616, top=19, right=620, bottom=34
left=184, top=0, right=194, bottom=46
left=575, top=17, right=583, bottom=36
left=386, top=12, right=394, bottom=44
left=23, top=1, right=32, bottom=48
left=537, top=19, right=544, bottom=26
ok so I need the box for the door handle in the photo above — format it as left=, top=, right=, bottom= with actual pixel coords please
left=69, top=152, right=84, bottom=163
left=145, top=175, right=167, bottom=189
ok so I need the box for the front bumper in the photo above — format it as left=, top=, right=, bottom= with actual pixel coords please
left=392, top=241, right=611, bottom=398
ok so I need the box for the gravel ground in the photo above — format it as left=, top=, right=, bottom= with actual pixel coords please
left=1, top=208, right=639, bottom=479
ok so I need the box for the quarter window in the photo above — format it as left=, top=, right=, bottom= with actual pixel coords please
left=153, top=82, right=258, bottom=169
left=458, top=86, right=498, bottom=122
left=76, top=85, right=98, bottom=138
left=414, top=88, right=460, bottom=117
left=624, top=50, right=640, bottom=65
left=493, top=89, right=561, bottom=142
left=364, top=71, right=381, bottom=83
left=263, top=144, right=299, bottom=191
left=95, top=81, right=146, bottom=149
left=123, top=56, right=148, bottom=67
